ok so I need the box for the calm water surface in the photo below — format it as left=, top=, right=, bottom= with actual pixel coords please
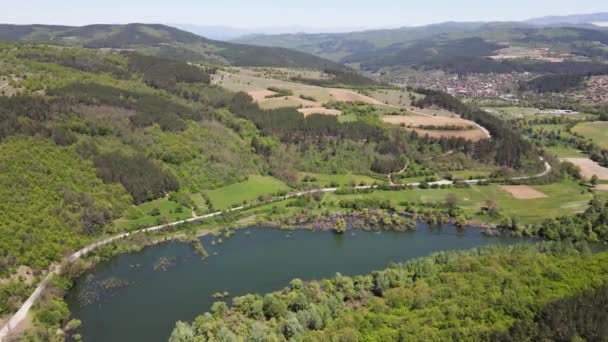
left=65, top=224, right=526, bottom=342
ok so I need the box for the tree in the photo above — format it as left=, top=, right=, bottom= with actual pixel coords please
left=445, top=193, right=458, bottom=209
left=484, top=199, right=499, bottom=215
left=334, top=217, right=347, bottom=234
left=455, top=216, right=467, bottom=228
left=591, top=174, right=599, bottom=186
left=169, top=322, right=195, bottom=342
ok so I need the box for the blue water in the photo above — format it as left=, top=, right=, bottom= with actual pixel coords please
left=65, top=224, right=525, bottom=342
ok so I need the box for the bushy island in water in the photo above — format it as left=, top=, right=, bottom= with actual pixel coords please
left=169, top=244, right=608, bottom=342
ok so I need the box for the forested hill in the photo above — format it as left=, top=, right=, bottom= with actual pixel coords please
left=0, top=23, right=348, bottom=70
left=235, top=23, right=608, bottom=73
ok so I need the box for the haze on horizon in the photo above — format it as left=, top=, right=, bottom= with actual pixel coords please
left=3, top=0, right=607, bottom=33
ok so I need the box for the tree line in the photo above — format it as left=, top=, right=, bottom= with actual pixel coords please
left=412, top=88, right=540, bottom=169
left=170, top=244, right=608, bottom=341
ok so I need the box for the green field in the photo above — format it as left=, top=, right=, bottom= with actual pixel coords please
left=572, top=121, right=608, bottom=149
left=484, top=106, right=541, bottom=119
left=446, top=170, right=493, bottom=180
left=532, top=124, right=577, bottom=139
left=204, top=175, right=291, bottom=210
left=545, top=145, right=587, bottom=158
left=299, top=172, right=382, bottom=187
left=323, top=180, right=594, bottom=224
left=190, top=193, right=209, bottom=214
left=116, top=198, right=192, bottom=230
left=486, top=107, right=594, bottom=120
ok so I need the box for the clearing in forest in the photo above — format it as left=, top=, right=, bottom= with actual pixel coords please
left=500, top=185, right=548, bottom=200
left=212, top=70, right=381, bottom=111
left=562, top=158, right=608, bottom=180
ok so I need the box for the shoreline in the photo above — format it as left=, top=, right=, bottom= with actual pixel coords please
left=0, top=160, right=554, bottom=341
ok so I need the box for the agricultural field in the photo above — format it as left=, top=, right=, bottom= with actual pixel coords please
left=367, top=88, right=422, bottom=108
left=212, top=70, right=380, bottom=107
left=203, top=175, right=291, bottom=210
left=484, top=107, right=542, bottom=119
left=485, top=107, right=594, bottom=120
left=212, top=69, right=489, bottom=142
left=237, top=67, right=332, bottom=82
left=530, top=123, right=578, bottom=139
left=322, top=180, right=594, bottom=224
left=562, top=158, right=608, bottom=180
left=298, top=172, right=382, bottom=187
left=383, top=114, right=489, bottom=141
left=297, top=107, right=342, bottom=116
left=500, top=185, right=548, bottom=199
left=545, top=145, right=587, bottom=158
left=572, top=121, right=608, bottom=149
left=115, top=198, right=192, bottom=231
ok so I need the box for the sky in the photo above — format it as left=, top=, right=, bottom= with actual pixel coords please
left=2, top=0, right=607, bottom=30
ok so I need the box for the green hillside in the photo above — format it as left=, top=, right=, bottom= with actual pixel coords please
left=235, top=23, right=608, bottom=72
left=0, top=23, right=348, bottom=70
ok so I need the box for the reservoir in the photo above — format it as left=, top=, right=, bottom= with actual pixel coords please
left=65, top=224, right=525, bottom=341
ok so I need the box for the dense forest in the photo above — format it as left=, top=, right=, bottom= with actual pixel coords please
left=0, top=44, right=251, bottom=278
left=497, top=284, right=608, bottom=341
left=170, top=244, right=608, bottom=341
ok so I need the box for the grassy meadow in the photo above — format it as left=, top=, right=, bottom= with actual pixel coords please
left=204, top=175, right=291, bottom=210
left=572, top=121, right=608, bottom=149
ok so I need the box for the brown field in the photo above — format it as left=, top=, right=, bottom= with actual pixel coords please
left=383, top=114, right=474, bottom=128
left=562, top=158, right=608, bottom=180
left=292, top=96, right=323, bottom=108
left=214, top=70, right=386, bottom=114
left=382, top=114, right=487, bottom=141
left=501, top=185, right=548, bottom=200
left=248, top=89, right=277, bottom=101
left=328, top=89, right=383, bottom=105
left=410, top=129, right=488, bottom=141
left=298, top=108, right=343, bottom=117
left=593, top=184, right=608, bottom=192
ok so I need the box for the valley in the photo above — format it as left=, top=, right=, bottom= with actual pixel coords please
left=1, top=7, right=608, bottom=342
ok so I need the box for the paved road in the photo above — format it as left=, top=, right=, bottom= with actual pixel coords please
left=0, top=159, right=551, bottom=340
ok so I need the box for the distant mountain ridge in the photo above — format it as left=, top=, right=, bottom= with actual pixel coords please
left=232, top=18, right=608, bottom=73
left=0, top=23, right=348, bottom=70
left=171, top=24, right=368, bottom=41
left=525, top=12, right=608, bottom=26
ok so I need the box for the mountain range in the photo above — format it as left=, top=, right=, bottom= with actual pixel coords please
left=0, top=23, right=346, bottom=70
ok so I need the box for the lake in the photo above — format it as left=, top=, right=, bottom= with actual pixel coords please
left=65, top=224, right=525, bottom=341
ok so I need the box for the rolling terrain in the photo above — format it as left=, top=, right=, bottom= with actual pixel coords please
left=0, top=23, right=348, bottom=70
left=235, top=21, right=608, bottom=73
left=2, top=14, right=608, bottom=342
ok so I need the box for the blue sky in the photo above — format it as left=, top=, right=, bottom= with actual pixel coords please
left=3, top=0, right=607, bottom=29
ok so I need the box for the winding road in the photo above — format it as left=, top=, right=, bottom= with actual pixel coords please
left=0, top=159, right=551, bottom=340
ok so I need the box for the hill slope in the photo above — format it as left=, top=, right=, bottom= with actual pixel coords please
left=0, top=23, right=347, bottom=69
left=235, top=22, right=608, bottom=72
